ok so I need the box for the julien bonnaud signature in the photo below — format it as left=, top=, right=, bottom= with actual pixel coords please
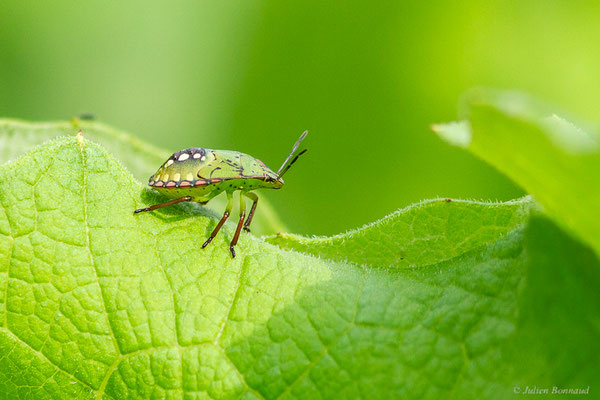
left=513, top=386, right=590, bottom=395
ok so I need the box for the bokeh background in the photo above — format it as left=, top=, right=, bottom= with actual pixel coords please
left=2, top=1, right=599, bottom=235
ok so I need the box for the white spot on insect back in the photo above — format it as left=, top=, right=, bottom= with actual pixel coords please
left=193, top=153, right=202, bottom=159
left=178, top=153, right=190, bottom=161
left=173, top=173, right=181, bottom=181
left=186, top=173, right=194, bottom=181
left=200, top=155, right=206, bottom=161
left=166, top=159, right=174, bottom=167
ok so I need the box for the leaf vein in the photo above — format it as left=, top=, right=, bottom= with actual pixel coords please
left=1, top=327, right=96, bottom=393
left=78, top=138, right=122, bottom=392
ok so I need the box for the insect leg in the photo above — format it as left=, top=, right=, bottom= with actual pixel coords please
left=202, top=191, right=233, bottom=249
left=229, top=191, right=246, bottom=258
left=133, top=196, right=191, bottom=214
left=242, top=192, right=258, bottom=233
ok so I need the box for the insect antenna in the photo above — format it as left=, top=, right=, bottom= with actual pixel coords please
left=277, top=149, right=307, bottom=178
left=277, top=130, right=308, bottom=179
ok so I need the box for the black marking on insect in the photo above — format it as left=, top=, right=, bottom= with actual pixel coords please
left=209, top=167, right=222, bottom=178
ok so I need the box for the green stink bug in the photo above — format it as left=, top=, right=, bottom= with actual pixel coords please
left=134, top=131, right=308, bottom=258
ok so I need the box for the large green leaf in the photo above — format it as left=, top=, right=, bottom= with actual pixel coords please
left=0, top=119, right=286, bottom=236
left=432, top=90, right=600, bottom=256
left=0, top=129, right=598, bottom=399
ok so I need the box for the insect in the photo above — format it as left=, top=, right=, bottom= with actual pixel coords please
left=134, top=131, right=308, bottom=258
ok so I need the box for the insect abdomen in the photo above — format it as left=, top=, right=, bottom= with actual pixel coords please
left=149, top=147, right=208, bottom=188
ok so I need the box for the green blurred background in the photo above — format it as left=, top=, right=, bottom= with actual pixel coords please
left=2, top=1, right=599, bottom=235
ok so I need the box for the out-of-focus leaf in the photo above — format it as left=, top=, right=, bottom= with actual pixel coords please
left=432, top=90, right=600, bottom=256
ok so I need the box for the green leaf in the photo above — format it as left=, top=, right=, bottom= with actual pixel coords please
left=432, top=89, right=600, bottom=256
left=265, top=198, right=532, bottom=268
left=0, top=130, right=598, bottom=399
left=0, top=119, right=286, bottom=236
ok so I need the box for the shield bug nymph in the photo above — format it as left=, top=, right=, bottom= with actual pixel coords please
left=134, top=131, right=308, bottom=258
